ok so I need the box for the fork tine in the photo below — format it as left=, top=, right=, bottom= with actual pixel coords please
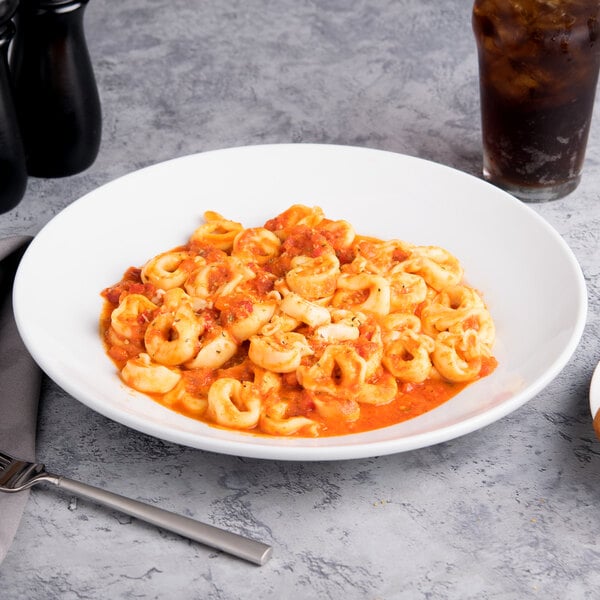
left=0, top=453, right=47, bottom=492
left=0, top=451, right=11, bottom=468
left=0, top=459, right=27, bottom=486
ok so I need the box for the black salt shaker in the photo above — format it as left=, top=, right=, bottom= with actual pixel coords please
left=0, top=0, right=27, bottom=213
left=10, top=0, right=101, bottom=178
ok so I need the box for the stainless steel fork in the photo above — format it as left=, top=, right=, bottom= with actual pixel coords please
left=0, top=450, right=272, bottom=565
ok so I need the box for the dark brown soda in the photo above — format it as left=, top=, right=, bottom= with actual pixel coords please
left=473, top=0, right=600, bottom=199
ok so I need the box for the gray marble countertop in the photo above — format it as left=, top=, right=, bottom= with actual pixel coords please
left=2, top=1, right=600, bottom=598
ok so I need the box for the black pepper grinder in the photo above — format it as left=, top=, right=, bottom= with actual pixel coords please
left=0, top=0, right=27, bottom=213
left=10, top=0, right=101, bottom=178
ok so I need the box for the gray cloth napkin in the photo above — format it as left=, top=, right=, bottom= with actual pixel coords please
left=0, top=236, right=42, bottom=564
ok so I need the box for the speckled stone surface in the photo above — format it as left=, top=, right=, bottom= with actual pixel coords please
left=1, top=0, right=600, bottom=598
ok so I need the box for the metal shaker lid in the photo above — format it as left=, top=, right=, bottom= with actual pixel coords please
left=24, top=0, right=88, bottom=8
left=0, top=0, right=19, bottom=24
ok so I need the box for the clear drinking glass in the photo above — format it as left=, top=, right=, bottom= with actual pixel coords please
left=473, top=0, right=600, bottom=202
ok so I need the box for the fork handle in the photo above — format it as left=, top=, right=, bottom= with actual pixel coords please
left=50, top=475, right=272, bottom=566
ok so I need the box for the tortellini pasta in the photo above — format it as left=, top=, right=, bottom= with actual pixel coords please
left=101, top=205, right=497, bottom=438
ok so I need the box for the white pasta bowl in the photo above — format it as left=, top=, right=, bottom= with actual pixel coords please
left=13, top=144, right=587, bottom=461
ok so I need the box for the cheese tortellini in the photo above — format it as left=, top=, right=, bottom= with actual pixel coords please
left=101, top=205, right=497, bottom=437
